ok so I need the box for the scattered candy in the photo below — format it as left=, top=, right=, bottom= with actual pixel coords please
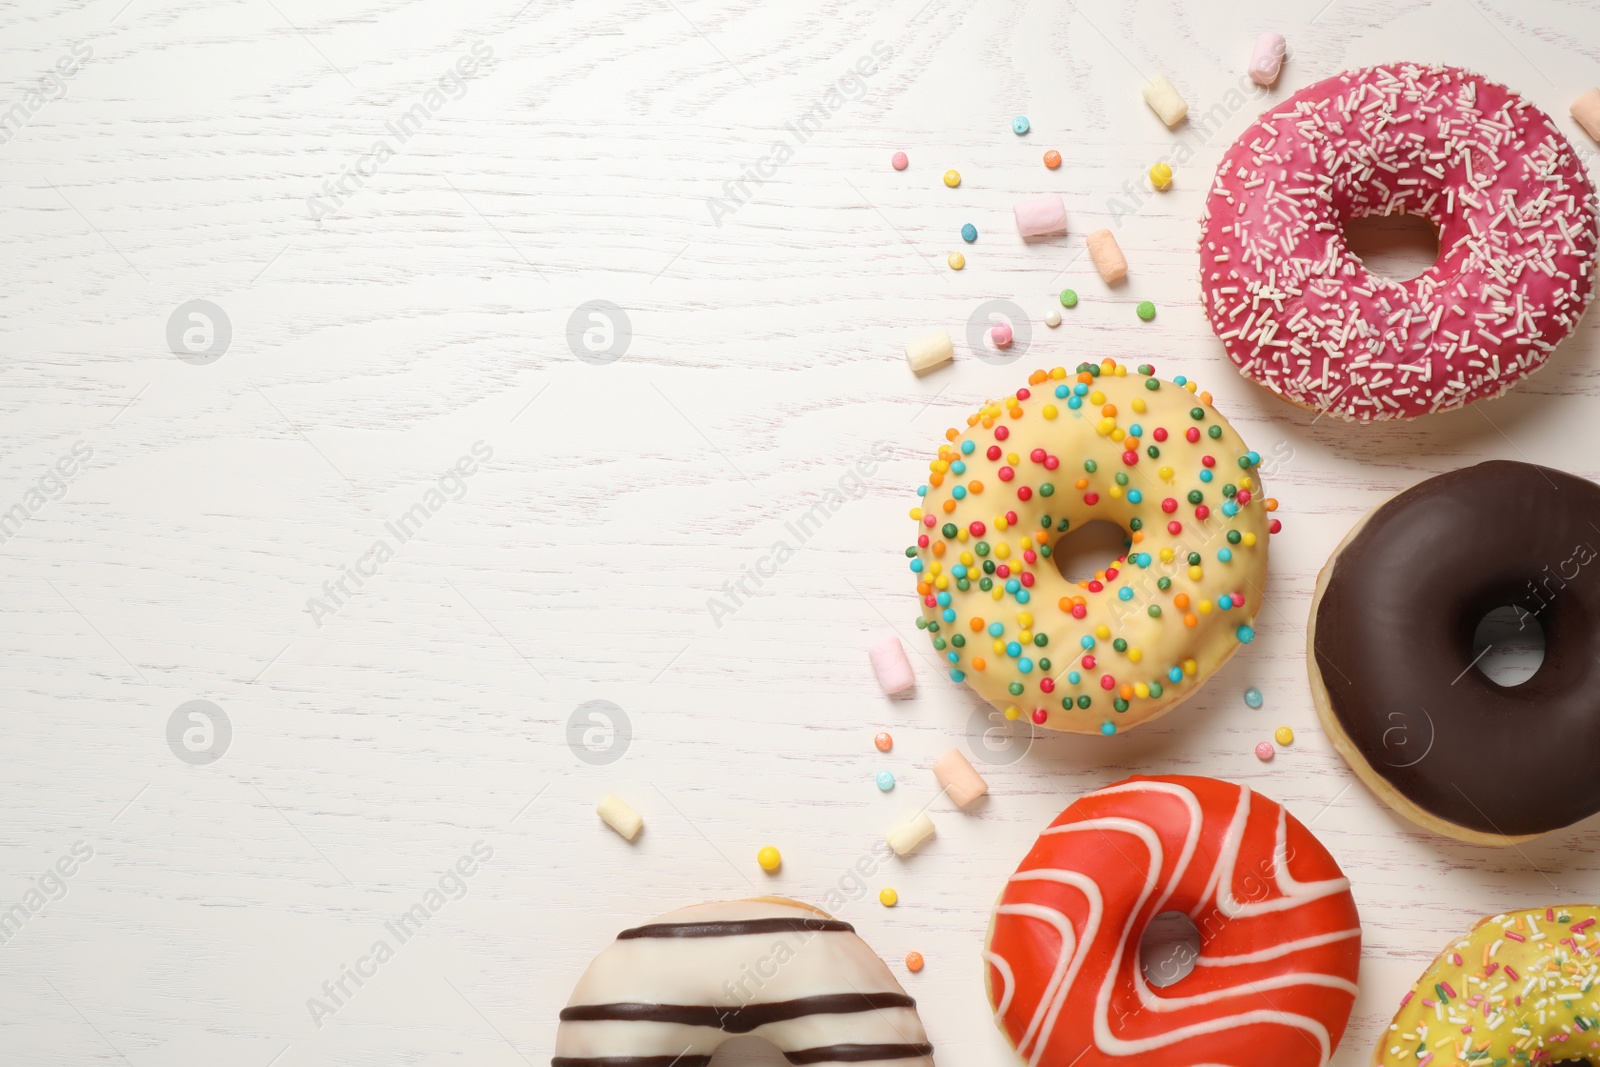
left=597, top=793, right=643, bottom=841
left=1149, top=162, right=1173, bottom=190
left=1086, top=229, right=1128, bottom=285
left=990, top=322, right=1014, bottom=348
left=1043, top=149, right=1061, bottom=169
left=891, top=151, right=909, bottom=171
left=886, top=811, right=936, bottom=857
left=874, top=731, right=894, bottom=752
left=904, top=330, right=953, bottom=374
left=757, top=845, right=782, bottom=871
left=876, top=770, right=896, bottom=791
left=1043, top=307, right=1061, bottom=328
left=933, top=748, right=989, bottom=807
left=1059, top=288, right=1078, bottom=308
left=1012, top=115, right=1030, bottom=135
left=868, top=634, right=916, bottom=693
left=1136, top=300, right=1156, bottom=321
left=905, top=951, right=924, bottom=972
left=943, top=169, right=961, bottom=188
left=1275, top=726, right=1294, bottom=746
left=947, top=251, right=966, bottom=271
left=1249, top=31, right=1287, bottom=88
left=879, top=887, right=899, bottom=907
left=1142, top=75, right=1188, bottom=127
left=1244, top=687, right=1264, bottom=708
left=961, top=223, right=977, bottom=243
left=1573, top=88, right=1600, bottom=142
left=1013, top=195, right=1068, bottom=238
left=1255, top=741, right=1275, bottom=761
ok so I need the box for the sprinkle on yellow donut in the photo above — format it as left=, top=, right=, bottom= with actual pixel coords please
left=1375, top=905, right=1600, bottom=1066
left=906, top=361, right=1277, bottom=736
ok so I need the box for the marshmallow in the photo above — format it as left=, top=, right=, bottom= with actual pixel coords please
left=1013, top=195, right=1068, bottom=239
left=868, top=634, right=914, bottom=695
left=1573, top=88, right=1600, bottom=143
left=886, top=811, right=936, bottom=857
left=597, top=793, right=643, bottom=840
left=933, top=749, right=988, bottom=807
left=1086, top=229, right=1128, bottom=285
left=904, top=331, right=953, bottom=374
left=1249, top=32, right=1286, bottom=88
left=1142, top=76, right=1188, bottom=127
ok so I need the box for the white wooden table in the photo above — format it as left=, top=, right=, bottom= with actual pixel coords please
left=4, top=0, right=1599, bottom=1063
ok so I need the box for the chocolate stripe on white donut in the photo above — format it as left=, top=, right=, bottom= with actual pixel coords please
left=555, top=899, right=933, bottom=1067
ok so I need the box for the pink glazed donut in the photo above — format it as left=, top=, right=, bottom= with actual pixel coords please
left=1200, top=63, right=1599, bottom=421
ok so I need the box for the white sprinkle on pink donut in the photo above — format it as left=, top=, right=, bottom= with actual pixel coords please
left=1200, top=63, right=1599, bottom=421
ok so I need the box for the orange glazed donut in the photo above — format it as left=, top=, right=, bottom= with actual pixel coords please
left=983, top=775, right=1362, bottom=1067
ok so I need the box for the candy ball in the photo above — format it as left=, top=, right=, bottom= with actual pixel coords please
left=961, top=223, right=977, bottom=243
left=874, top=731, right=893, bottom=752
left=947, top=252, right=965, bottom=270
left=943, top=169, right=961, bottom=188
left=991, top=323, right=1014, bottom=348
left=1150, top=162, right=1173, bottom=189
left=879, top=887, right=899, bottom=907
left=1275, top=726, right=1295, bottom=746
left=1136, top=300, right=1156, bottom=321
left=1012, top=115, right=1030, bottom=135
left=905, top=951, right=925, bottom=972
left=757, top=846, right=781, bottom=871
left=876, top=770, right=895, bottom=791
left=1244, top=688, right=1264, bottom=708
left=1043, top=149, right=1061, bottom=169
left=1255, top=741, right=1275, bottom=761
left=1044, top=307, right=1061, bottom=328
left=1059, top=288, right=1078, bottom=308
left=891, top=151, right=909, bottom=171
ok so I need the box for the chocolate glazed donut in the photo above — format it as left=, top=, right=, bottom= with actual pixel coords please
left=1308, top=460, right=1600, bottom=845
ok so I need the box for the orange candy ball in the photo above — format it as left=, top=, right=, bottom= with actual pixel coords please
left=1043, top=150, right=1061, bottom=169
left=874, top=732, right=893, bottom=752
left=905, top=951, right=925, bottom=972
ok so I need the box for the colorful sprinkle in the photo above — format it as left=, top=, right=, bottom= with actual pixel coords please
left=1136, top=300, right=1156, bottom=321
left=905, top=950, right=925, bottom=972
left=876, top=770, right=896, bottom=791
left=943, top=169, right=961, bottom=188
left=1274, top=726, right=1294, bottom=746
left=961, top=223, right=978, bottom=243
left=891, top=151, right=908, bottom=171
left=1244, top=688, right=1263, bottom=708
left=1043, top=149, right=1061, bottom=169
left=1012, top=115, right=1030, bottom=135
left=879, top=887, right=899, bottom=907
left=874, top=731, right=893, bottom=752
left=948, top=252, right=965, bottom=270
left=1255, top=741, right=1275, bottom=761
left=1059, top=289, right=1078, bottom=308
left=757, top=846, right=782, bottom=872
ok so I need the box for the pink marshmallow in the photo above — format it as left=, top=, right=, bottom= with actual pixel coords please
left=933, top=749, right=988, bottom=807
left=868, top=635, right=914, bottom=695
left=1249, top=32, right=1286, bottom=88
left=1013, top=195, right=1067, bottom=239
left=1573, top=89, right=1600, bottom=143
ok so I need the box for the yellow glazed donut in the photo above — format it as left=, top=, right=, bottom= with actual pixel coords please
left=1374, top=905, right=1600, bottom=1066
left=907, top=360, right=1276, bottom=735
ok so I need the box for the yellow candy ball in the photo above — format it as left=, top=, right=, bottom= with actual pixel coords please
left=1043, top=404, right=1058, bottom=419
left=943, top=169, right=961, bottom=188
left=947, top=252, right=965, bottom=270
left=1188, top=565, right=1203, bottom=580
left=757, top=846, right=782, bottom=872
left=1158, top=466, right=1175, bottom=482
left=1275, top=727, right=1295, bottom=746
left=880, top=887, right=899, bottom=907
left=1004, top=706, right=1021, bottom=720
left=1150, top=162, right=1173, bottom=189
left=1131, top=398, right=1148, bottom=414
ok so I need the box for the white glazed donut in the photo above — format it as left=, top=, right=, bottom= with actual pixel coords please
left=554, top=897, right=934, bottom=1067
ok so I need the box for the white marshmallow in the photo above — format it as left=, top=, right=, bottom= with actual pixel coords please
left=886, top=811, right=936, bottom=857
left=1142, top=76, right=1188, bottom=127
left=904, top=331, right=953, bottom=374
left=597, top=793, right=643, bottom=840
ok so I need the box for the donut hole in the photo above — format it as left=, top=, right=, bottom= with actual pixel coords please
left=1342, top=211, right=1440, bottom=282
left=708, top=1036, right=787, bottom=1066
left=1051, top=520, right=1133, bottom=583
left=1470, top=605, right=1545, bottom=687
left=1138, top=910, right=1201, bottom=988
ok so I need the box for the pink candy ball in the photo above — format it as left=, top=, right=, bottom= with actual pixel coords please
left=891, top=151, right=909, bottom=171
left=991, top=323, right=1014, bottom=348
left=1255, top=741, right=1275, bottom=761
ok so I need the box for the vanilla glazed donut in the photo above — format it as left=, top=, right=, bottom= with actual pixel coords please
left=983, top=774, right=1362, bottom=1067
left=908, top=360, right=1277, bottom=736
left=553, top=897, right=933, bottom=1067
left=1308, top=460, right=1600, bottom=845
left=1200, top=63, right=1599, bottom=421
left=1374, top=904, right=1600, bottom=1066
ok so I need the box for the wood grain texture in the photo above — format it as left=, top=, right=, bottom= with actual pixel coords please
left=2, top=0, right=1600, bottom=1064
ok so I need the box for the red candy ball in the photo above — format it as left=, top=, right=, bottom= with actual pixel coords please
left=1167, top=520, right=1183, bottom=534
left=998, top=466, right=1015, bottom=482
left=1030, top=448, right=1047, bottom=463
left=987, top=445, right=1003, bottom=461
left=995, top=425, right=1010, bottom=441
